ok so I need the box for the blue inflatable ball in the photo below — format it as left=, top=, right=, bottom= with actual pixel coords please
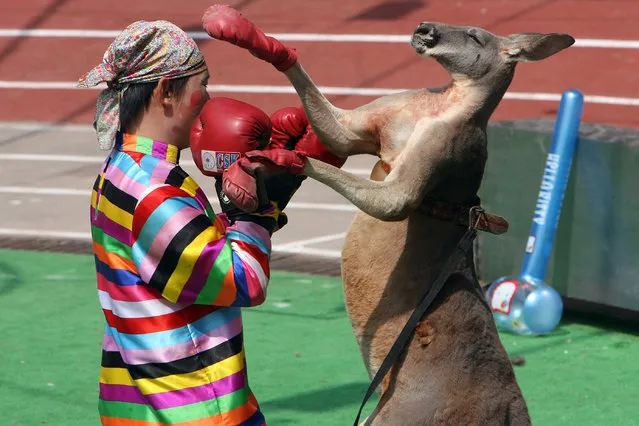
left=522, top=285, right=563, bottom=334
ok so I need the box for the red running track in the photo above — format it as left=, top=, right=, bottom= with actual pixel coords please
left=1, top=0, right=638, bottom=128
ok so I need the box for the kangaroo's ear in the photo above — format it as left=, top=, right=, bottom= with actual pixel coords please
left=501, top=33, right=575, bottom=62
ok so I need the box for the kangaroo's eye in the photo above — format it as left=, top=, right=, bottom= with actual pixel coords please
left=469, top=33, right=483, bottom=46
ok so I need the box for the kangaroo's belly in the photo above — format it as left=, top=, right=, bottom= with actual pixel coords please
left=341, top=211, right=469, bottom=370
left=342, top=213, right=528, bottom=425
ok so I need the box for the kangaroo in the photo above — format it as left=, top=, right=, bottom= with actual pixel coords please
left=203, top=6, right=574, bottom=425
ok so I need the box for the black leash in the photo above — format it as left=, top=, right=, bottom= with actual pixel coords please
left=352, top=220, right=479, bottom=426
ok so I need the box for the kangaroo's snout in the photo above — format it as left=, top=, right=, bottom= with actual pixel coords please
left=413, top=22, right=439, bottom=49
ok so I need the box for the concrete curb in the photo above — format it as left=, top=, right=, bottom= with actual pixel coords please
left=0, top=236, right=343, bottom=278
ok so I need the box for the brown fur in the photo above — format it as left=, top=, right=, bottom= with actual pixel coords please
left=219, top=16, right=574, bottom=424
left=280, top=23, right=574, bottom=425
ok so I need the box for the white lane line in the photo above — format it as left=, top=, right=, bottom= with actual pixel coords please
left=0, top=186, right=359, bottom=212
left=0, top=186, right=89, bottom=196
left=0, top=153, right=104, bottom=163
left=0, top=228, right=91, bottom=240
left=0, top=122, right=93, bottom=132
left=1, top=80, right=638, bottom=106
left=206, top=199, right=358, bottom=212
left=0, top=81, right=399, bottom=95
left=274, top=232, right=347, bottom=250
left=271, top=245, right=342, bottom=258
left=0, top=28, right=637, bottom=49
left=0, top=153, right=372, bottom=177
left=272, top=201, right=356, bottom=212
left=0, top=227, right=343, bottom=258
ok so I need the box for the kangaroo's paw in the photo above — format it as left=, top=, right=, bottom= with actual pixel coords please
left=415, top=320, right=435, bottom=346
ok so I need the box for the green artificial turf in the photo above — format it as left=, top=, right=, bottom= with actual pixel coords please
left=1, top=249, right=637, bottom=425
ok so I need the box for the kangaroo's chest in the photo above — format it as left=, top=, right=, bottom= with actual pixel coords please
left=365, top=102, right=487, bottom=201
left=375, top=106, right=483, bottom=169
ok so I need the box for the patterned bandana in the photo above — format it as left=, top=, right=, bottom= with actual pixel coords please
left=77, top=20, right=207, bottom=150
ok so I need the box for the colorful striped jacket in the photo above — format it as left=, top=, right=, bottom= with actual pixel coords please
left=90, top=133, right=272, bottom=426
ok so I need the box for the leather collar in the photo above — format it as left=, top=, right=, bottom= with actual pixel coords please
left=418, top=197, right=509, bottom=235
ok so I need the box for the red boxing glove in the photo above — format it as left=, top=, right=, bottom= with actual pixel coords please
left=222, top=150, right=307, bottom=212
left=270, top=106, right=347, bottom=168
left=201, top=5, right=297, bottom=72
left=190, top=97, right=271, bottom=177
left=244, top=150, right=307, bottom=174
left=296, top=125, right=347, bottom=169
left=269, top=106, right=309, bottom=150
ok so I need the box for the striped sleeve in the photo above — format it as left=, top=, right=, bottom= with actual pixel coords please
left=131, top=185, right=272, bottom=307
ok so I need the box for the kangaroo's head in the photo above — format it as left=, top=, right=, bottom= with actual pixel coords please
left=411, top=22, right=574, bottom=96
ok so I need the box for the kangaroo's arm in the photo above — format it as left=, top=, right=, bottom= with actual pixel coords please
left=303, top=120, right=454, bottom=221
left=284, top=63, right=376, bottom=156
